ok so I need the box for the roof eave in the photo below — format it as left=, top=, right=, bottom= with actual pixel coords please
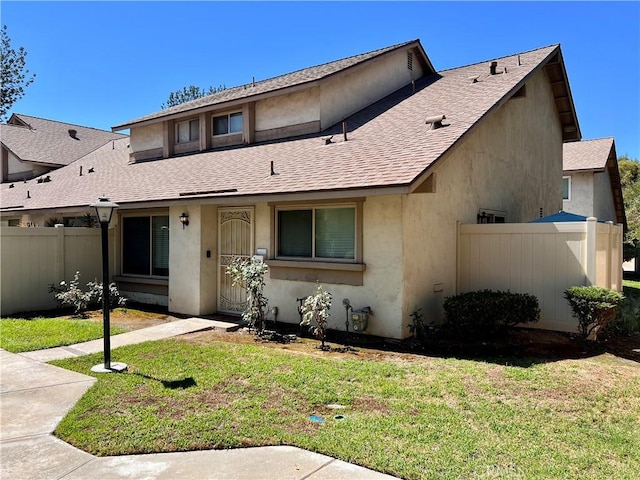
left=542, top=47, right=581, bottom=143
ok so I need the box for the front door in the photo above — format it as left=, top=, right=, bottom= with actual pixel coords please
left=218, top=207, right=254, bottom=314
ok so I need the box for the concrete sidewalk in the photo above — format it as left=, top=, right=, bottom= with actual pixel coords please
left=0, top=318, right=399, bottom=480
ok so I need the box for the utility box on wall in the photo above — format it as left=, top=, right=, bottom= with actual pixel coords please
left=351, top=309, right=371, bottom=332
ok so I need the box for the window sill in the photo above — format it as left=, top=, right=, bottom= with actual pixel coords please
left=113, top=275, right=169, bottom=286
left=266, top=260, right=365, bottom=286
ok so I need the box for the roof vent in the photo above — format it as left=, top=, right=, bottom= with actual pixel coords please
left=68, top=129, right=78, bottom=139
left=490, top=61, right=498, bottom=75
left=425, top=114, right=446, bottom=130
left=469, top=76, right=480, bottom=84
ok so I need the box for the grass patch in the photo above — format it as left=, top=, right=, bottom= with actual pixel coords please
left=51, top=338, right=640, bottom=480
left=623, top=273, right=640, bottom=291
left=0, top=316, right=128, bottom=353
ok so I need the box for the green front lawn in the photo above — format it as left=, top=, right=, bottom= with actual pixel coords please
left=0, top=316, right=128, bottom=353
left=51, top=337, right=640, bottom=480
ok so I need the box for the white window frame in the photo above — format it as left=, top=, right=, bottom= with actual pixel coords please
left=275, top=203, right=358, bottom=263
left=562, top=176, right=571, bottom=201
left=212, top=111, right=243, bottom=136
left=175, top=119, right=199, bottom=144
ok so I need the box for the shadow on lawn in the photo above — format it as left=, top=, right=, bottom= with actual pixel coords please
left=132, top=372, right=197, bottom=390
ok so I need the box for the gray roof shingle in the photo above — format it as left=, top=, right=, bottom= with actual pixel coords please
left=1, top=43, right=564, bottom=213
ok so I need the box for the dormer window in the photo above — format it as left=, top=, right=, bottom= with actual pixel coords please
left=213, top=112, right=243, bottom=136
left=176, top=119, right=199, bottom=143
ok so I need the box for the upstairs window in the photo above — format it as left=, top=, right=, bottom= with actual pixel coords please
left=562, top=176, right=571, bottom=201
left=176, top=119, right=199, bottom=143
left=213, top=112, right=243, bottom=136
left=277, top=206, right=356, bottom=260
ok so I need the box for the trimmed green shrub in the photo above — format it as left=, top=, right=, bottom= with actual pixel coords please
left=564, top=286, right=624, bottom=340
left=442, top=290, right=540, bottom=339
left=612, top=292, right=640, bottom=334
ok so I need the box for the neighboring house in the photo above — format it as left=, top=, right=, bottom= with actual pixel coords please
left=0, top=39, right=581, bottom=339
left=1, top=113, right=126, bottom=184
left=562, top=137, right=626, bottom=229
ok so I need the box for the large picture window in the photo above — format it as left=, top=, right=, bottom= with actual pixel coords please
left=122, top=215, right=169, bottom=277
left=277, top=206, right=355, bottom=260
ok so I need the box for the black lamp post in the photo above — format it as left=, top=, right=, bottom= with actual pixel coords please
left=90, top=197, right=127, bottom=373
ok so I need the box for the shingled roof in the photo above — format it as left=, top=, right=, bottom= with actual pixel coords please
left=563, top=137, right=615, bottom=172
left=1, top=114, right=126, bottom=167
left=1, top=42, right=576, bottom=215
left=112, top=39, right=434, bottom=131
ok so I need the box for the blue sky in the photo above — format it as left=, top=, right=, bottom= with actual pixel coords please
left=3, top=1, right=639, bottom=159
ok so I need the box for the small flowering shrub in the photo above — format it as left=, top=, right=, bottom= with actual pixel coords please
left=226, top=256, right=269, bottom=332
left=48, top=271, right=126, bottom=317
left=301, top=283, right=332, bottom=350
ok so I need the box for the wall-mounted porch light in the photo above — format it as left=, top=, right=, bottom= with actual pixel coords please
left=179, top=212, right=189, bottom=229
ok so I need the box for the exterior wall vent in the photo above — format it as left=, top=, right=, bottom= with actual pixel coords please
left=407, top=52, right=413, bottom=71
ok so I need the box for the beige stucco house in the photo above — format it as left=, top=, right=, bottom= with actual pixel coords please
left=1, top=114, right=126, bottom=184
left=0, top=39, right=581, bottom=339
left=562, top=137, right=626, bottom=228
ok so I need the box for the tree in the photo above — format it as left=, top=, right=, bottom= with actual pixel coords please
left=1, top=25, right=36, bottom=120
left=619, top=155, right=640, bottom=260
left=161, top=84, right=225, bottom=109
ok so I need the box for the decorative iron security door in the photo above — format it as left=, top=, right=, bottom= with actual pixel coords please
left=218, top=208, right=254, bottom=314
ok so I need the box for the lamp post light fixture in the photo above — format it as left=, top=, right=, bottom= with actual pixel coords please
left=90, top=197, right=127, bottom=373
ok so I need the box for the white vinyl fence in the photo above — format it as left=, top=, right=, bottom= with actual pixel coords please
left=457, top=218, right=623, bottom=332
left=0, top=226, right=114, bottom=316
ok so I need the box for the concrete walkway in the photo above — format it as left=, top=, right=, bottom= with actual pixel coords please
left=1, top=318, right=399, bottom=480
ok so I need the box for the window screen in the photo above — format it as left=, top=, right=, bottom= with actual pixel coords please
left=152, top=216, right=169, bottom=276
left=315, top=208, right=355, bottom=259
